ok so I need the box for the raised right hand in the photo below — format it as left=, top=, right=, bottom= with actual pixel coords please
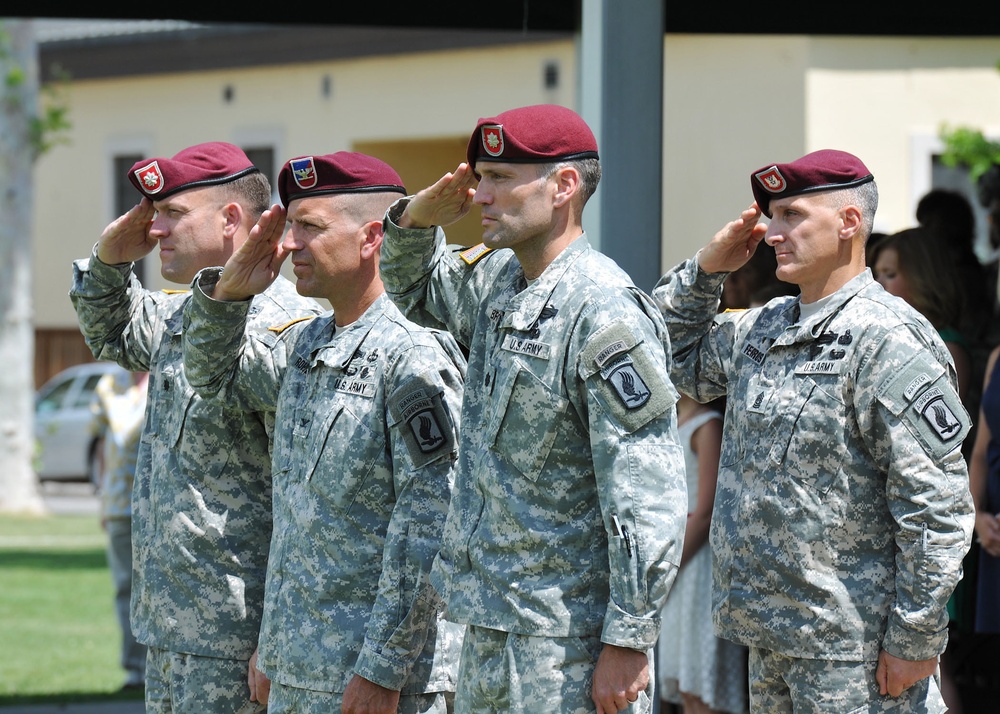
left=397, top=163, right=477, bottom=230
left=695, top=202, right=767, bottom=275
left=213, top=204, right=290, bottom=302
left=96, top=198, right=158, bottom=265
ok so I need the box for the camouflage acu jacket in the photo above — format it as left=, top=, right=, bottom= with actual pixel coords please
left=380, top=199, right=688, bottom=653
left=654, top=259, right=975, bottom=662
left=70, top=248, right=322, bottom=658
left=183, top=275, right=466, bottom=695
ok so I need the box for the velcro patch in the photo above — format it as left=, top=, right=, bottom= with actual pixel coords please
left=915, top=388, right=963, bottom=440
left=501, top=334, right=551, bottom=360
left=580, top=321, right=675, bottom=433
left=390, top=382, right=456, bottom=467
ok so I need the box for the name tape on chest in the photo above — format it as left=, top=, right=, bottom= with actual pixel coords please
left=501, top=334, right=551, bottom=360
left=333, top=377, right=376, bottom=398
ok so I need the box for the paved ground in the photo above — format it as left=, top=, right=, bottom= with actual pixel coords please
left=0, top=482, right=143, bottom=714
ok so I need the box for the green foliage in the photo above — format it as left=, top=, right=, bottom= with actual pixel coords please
left=0, top=23, right=72, bottom=161
left=0, top=515, right=140, bottom=703
left=32, top=64, right=72, bottom=158
left=938, top=124, right=1000, bottom=183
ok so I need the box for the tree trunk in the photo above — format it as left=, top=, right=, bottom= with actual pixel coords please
left=0, top=19, right=46, bottom=515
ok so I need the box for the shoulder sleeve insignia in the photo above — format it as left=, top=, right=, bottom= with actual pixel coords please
left=580, top=321, right=676, bottom=433
left=268, top=315, right=316, bottom=333
left=459, top=243, right=492, bottom=265
left=389, top=380, right=456, bottom=468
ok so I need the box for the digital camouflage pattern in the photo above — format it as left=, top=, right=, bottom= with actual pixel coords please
left=266, top=680, right=452, bottom=714
left=748, top=646, right=946, bottom=713
left=144, top=646, right=267, bottom=714
left=654, top=260, right=975, bottom=663
left=182, top=274, right=466, bottom=696
left=457, top=626, right=654, bottom=713
left=380, top=198, right=687, bottom=658
left=70, top=248, right=323, bottom=660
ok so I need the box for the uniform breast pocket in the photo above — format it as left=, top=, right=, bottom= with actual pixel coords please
left=768, top=376, right=846, bottom=493
left=305, top=404, right=386, bottom=514
left=145, top=363, right=193, bottom=449
left=488, top=364, right=568, bottom=482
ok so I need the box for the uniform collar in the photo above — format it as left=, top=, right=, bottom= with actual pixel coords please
left=505, top=234, right=589, bottom=332
left=311, top=293, right=392, bottom=368
left=777, top=269, right=872, bottom=345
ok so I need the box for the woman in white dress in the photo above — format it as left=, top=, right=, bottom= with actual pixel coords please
left=658, top=394, right=748, bottom=714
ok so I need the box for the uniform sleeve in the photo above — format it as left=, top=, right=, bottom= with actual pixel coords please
left=651, top=256, right=740, bottom=402
left=574, top=294, right=688, bottom=651
left=381, top=197, right=500, bottom=348
left=858, top=325, right=975, bottom=660
left=181, top=267, right=290, bottom=414
left=352, top=336, right=465, bottom=689
left=69, top=245, right=164, bottom=372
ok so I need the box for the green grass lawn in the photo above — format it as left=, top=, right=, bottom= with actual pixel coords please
left=0, top=514, right=143, bottom=705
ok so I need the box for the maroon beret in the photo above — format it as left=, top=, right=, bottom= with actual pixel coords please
left=751, top=149, right=874, bottom=218
left=466, top=104, right=599, bottom=177
left=277, top=152, right=406, bottom=206
left=128, top=142, right=259, bottom=200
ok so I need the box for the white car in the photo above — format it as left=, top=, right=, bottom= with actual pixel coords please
left=34, top=361, right=128, bottom=484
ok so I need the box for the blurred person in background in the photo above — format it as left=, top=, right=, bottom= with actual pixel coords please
left=90, top=369, right=149, bottom=692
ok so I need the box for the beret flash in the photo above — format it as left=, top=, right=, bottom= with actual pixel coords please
left=466, top=104, right=599, bottom=178
left=751, top=149, right=874, bottom=218
left=128, top=142, right=259, bottom=200
left=278, top=152, right=406, bottom=207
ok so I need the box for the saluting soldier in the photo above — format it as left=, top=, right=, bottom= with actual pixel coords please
left=654, top=150, right=975, bottom=712
left=379, top=104, right=688, bottom=714
left=70, top=143, right=323, bottom=713
left=181, top=152, right=465, bottom=714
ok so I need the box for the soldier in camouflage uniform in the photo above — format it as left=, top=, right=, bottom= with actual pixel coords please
left=70, top=143, right=323, bottom=713
left=181, top=152, right=465, bottom=714
left=653, top=150, right=975, bottom=712
left=379, top=104, right=688, bottom=714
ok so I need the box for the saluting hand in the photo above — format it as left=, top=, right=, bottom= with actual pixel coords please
left=398, top=163, right=477, bottom=230
left=696, top=202, right=768, bottom=275
left=213, top=204, right=290, bottom=302
left=96, top=198, right=158, bottom=266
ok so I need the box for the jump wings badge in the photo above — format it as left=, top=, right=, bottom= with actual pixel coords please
left=134, top=161, right=164, bottom=194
